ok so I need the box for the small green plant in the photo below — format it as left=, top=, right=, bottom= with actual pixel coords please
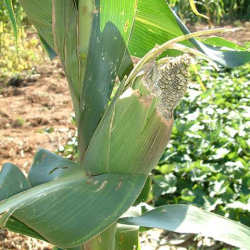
left=0, top=25, right=43, bottom=84
left=15, top=116, right=25, bottom=127
left=0, top=1, right=250, bottom=250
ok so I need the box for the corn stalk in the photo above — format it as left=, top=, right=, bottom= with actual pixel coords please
left=1, top=0, right=250, bottom=249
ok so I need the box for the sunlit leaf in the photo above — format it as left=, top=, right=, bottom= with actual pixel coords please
left=128, top=0, right=250, bottom=67
left=1, top=150, right=146, bottom=248
left=119, top=205, right=250, bottom=249
left=18, top=0, right=54, bottom=50
left=78, top=0, right=137, bottom=160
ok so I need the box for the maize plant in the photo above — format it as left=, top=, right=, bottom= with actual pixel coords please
left=1, top=0, right=250, bottom=249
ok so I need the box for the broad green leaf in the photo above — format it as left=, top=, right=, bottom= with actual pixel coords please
left=0, top=163, right=47, bottom=241
left=115, top=224, right=139, bottom=250
left=129, top=0, right=188, bottom=58
left=118, top=205, right=250, bottom=249
left=172, top=10, right=250, bottom=67
left=201, top=36, right=247, bottom=51
left=133, top=176, right=151, bottom=206
left=18, top=0, right=54, bottom=50
left=78, top=0, right=137, bottom=161
left=0, top=163, right=30, bottom=200
left=4, top=0, right=18, bottom=41
left=18, top=0, right=56, bottom=59
left=0, top=150, right=146, bottom=248
left=118, top=47, right=134, bottom=80
left=81, top=81, right=125, bottom=175
left=100, top=0, right=137, bottom=43
left=129, top=0, right=250, bottom=67
left=28, top=149, right=81, bottom=187
left=5, top=217, right=47, bottom=242
left=38, top=34, right=57, bottom=60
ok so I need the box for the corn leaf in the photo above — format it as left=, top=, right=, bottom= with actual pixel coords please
left=200, top=36, right=247, bottom=51
left=17, top=0, right=56, bottom=59
left=5, top=217, right=47, bottom=242
left=38, top=34, right=57, bottom=60
left=0, top=163, right=30, bottom=200
left=4, top=0, right=18, bottom=41
left=18, top=0, right=54, bottom=50
left=172, top=10, right=250, bottom=67
left=129, top=0, right=250, bottom=67
left=78, top=0, right=137, bottom=161
left=0, top=150, right=146, bottom=248
left=115, top=224, right=139, bottom=250
left=118, top=205, right=250, bottom=249
left=0, top=164, right=47, bottom=241
left=128, top=0, right=189, bottom=58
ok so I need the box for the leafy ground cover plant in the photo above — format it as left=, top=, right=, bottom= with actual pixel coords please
left=1, top=0, right=250, bottom=249
left=0, top=25, right=43, bottom=84
left=153, top=53, right=250, bottom=226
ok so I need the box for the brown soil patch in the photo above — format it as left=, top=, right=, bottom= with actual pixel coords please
left=0, top=59, right=75, bottom=173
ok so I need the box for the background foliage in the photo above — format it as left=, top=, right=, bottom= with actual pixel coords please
left=0, top=1, right=42, bottom=84
left=169, top=0, right=250, bottom=24
left=0, top=26, right=43, bottom=83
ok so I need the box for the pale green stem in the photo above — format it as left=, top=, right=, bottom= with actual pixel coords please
left=77, top=0, right=94, bottom=165
left=78, top=0, right=94, bottom=83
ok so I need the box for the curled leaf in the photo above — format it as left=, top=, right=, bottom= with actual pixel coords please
left=189, top=0, right=209, bottom=19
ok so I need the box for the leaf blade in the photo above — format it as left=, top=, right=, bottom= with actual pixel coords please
left=0, top=151, right=146, bottom=248
left=78, top=0, right=137, bottom=161
left=118, top=204, right=250, bottom=249
left=18, top=0, right=54, bottom=50
left=129, top=0, right=250, bottom=67
left=4, top=0, right=18, bottom=41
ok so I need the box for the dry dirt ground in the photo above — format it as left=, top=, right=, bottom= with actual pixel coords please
left=0, top=22, right=249, bottom=250
left=0, top=60, right=75, bottom=171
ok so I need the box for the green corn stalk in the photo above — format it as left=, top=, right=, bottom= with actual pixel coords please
left=1, top=0, right=250, bottom=249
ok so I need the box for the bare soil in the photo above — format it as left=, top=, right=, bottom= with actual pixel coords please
left=0, top=59, right=75, bottom=173
left=0, top=22, right=249, bottom=250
